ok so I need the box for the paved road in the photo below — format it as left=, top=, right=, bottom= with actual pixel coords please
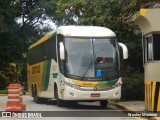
left=0, top=95, right=137, bottom=120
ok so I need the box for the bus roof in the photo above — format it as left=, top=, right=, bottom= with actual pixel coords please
left=29, top=26, right=116, bottom=49
left=57, top=26, right=116, bottom=37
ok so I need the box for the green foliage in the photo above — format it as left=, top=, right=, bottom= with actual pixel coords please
left=0, top=0, right=56, bottom=88
left=0, top=0, right=18, bottom=32
left=126, top=38, right=143, bottom=71
left=0, top=63, right=20, bottom=89
left=55, top=0, right=158, bottom=41
left=0, top=32, right=23, bottom=66
left=0, top=71, right=9, bottom=90
left=121, top=67, right=144, bottom=100
left=0, top=90, right=8, bottom=94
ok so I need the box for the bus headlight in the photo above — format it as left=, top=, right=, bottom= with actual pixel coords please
left=63, top=80, right=78, bottom=89
left=112, top=79, right=122, bottom=88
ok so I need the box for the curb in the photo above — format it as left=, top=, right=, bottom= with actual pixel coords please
left=0, top=93, right=28, bottom=96
left=109, top=101, right=159, bottom=120
left=109, top=100, right=137, bottom=112
left=0, top=94, right=8, bottom=96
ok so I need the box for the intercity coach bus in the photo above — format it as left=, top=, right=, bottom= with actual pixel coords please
left=27, top=26, right=128, bottom=108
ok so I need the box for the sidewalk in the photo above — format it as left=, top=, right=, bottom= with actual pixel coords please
left=114, top=101, right=145, bottom=111
left=0, top=95, right=7, bottom=111
left=110, top=100, right=160, bottom=120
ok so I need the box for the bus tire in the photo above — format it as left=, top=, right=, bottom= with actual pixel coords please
left=33, top=87, right=40, bottom=103
left=54, top=86, right=63, bottom=107
left=100, top=100, right=108, bottom=109
left=31, top=86, right=34, bottom=97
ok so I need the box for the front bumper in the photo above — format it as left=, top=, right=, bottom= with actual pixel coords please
left=59, top=85, right=121, bottom=101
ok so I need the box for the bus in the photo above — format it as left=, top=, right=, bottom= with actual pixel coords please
left=27, top=26, right=128, bottom=108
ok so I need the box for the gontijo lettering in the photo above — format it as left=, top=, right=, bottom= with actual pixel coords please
left=32, top=65, right=40, bottom=74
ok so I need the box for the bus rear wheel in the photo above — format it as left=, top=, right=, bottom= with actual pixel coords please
left=100, top=100, right=108, bottom=109
left=33, top=87, right=41, bottom=103
left=54, top=86, right=63, bottom=107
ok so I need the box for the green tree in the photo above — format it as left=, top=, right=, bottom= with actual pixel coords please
left=0, top=0, right=58, bottom=88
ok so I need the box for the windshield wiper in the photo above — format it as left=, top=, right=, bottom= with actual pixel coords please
left=80, top=52, right=93, bottom=80
left=80, top=61, right=93, bottom=80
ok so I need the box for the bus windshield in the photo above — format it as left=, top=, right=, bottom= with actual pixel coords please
left=65, top=37, right=119, bottom=80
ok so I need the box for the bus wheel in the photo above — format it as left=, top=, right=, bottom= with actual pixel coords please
left=55, top=86, right=63, bottom=107
left=31, top=85, right=34, bottom=97
left=100, top=100, right=108, bottom=109
left=33, top=87, right=40, bottom=103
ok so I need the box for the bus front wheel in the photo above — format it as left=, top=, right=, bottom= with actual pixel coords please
left=100, top=100, right=108, bottom=109
left=54, top=86, right=63, bottom=107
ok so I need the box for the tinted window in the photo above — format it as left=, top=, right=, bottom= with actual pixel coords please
left=28, top=34, right=56, bottom=65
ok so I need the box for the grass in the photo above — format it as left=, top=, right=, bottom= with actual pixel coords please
left=0, top=90, right=8, bottom=94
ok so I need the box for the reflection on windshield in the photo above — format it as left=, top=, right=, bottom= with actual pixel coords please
left=93, top=39, right=117, bottom=64
left=65, top=38, right=94, bottom=77
left=65, top=37, right=119, bottom=79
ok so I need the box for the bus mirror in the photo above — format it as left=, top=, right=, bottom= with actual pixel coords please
left=118, top=42, right=128, bottom=59
left=59, top=42, right=65, bottom=60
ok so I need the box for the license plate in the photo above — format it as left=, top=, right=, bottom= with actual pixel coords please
left=91, top=93, right=100, bottom=97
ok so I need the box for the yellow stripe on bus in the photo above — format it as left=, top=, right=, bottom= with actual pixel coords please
left=71, top=79, right=98, bottom=87
left=29, top=32, right=51, bottom=49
